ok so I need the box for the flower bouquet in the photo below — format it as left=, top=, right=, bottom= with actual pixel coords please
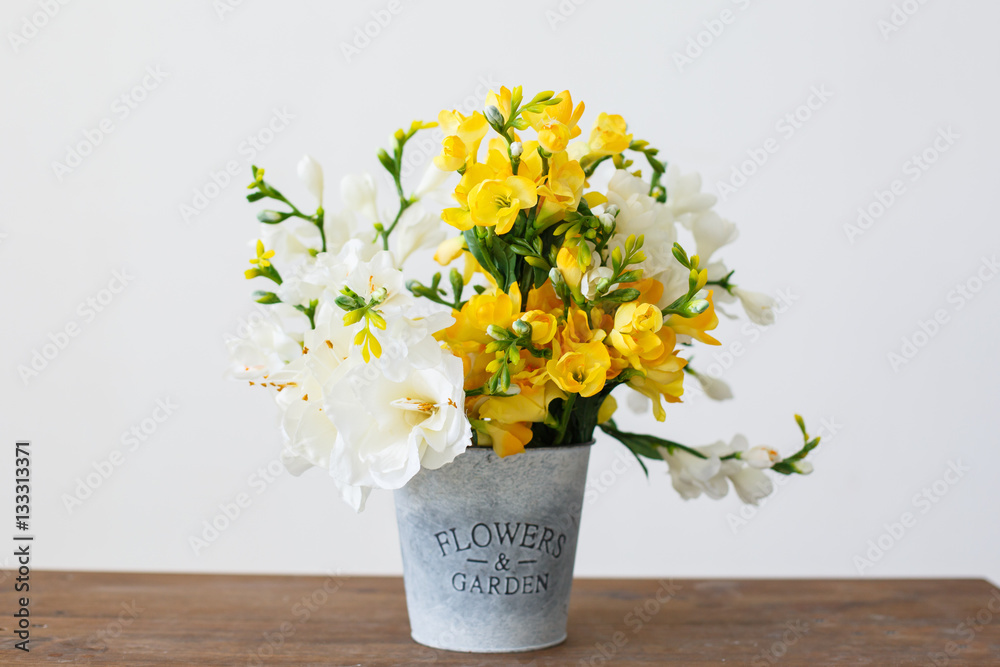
left=228, top=86, right=821, bottom=652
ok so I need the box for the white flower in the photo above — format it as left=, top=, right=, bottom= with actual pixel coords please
left=341, top=173, right=380, bottom=223
left=413, top=163, right=453, bottom=201
left=259, top=219, right=321, bottom=270
left=297, top=155, right=324, bottom=207
left=662, top=435, right=774, bottom=505
left=742, top=446, right=780, bottom=469
left=388, top=203, right=448, bottom=267
left=692, top=371, right=733, bottom=401
left=662, top=445, right=727, bottom=500
left=690, top=210, right=738, bottom=263
left=733, top=287, right=776, bottom=326
left=324, top=355, right=470, bottom=501
left=581, top=265, right=615, bottom=300
left=663, top=164, right=717, bottom=227
left=605, top=170, right=678, bottom=274
left=225, top=316, right=301, bottom=380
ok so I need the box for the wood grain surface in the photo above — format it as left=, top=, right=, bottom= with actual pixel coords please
left=0, top=571, right=998, bottom=665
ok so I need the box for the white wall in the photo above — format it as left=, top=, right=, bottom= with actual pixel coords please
left=2, top=0, right=998, bottom=582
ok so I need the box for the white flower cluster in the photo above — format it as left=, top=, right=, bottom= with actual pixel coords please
left=227, top=158, right=470, bottom=511
left=661, top=435, right=779, bottom=505
left=595, top=165, right=777, bottom=327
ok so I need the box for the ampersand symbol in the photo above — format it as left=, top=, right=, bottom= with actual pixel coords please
left=495, top=553, right=511, bottom=571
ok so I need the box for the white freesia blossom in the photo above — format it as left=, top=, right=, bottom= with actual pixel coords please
left=259, top=219, right=321, bottom=271
left=389, top=203, right=448, bottom=267
left=742, top=446, right=781, bottom=469
left=341, top=173, right=380, bottom=223
left=324, top=354, right=470, bottom=508
left=225, top=316, right=301, bottom=380
left=662, top=435, right=773, bottom=504
left=297, top=155, right=324, bottom=207
left=733, top=286, right=776, bottom=326
left=605, top=170, right=678, bottom=274
left=663, top=165, right=717, bottom=227
left=581, top=265, right=615, bottom=300
left=413, top=163, right=453, bottom=202
left=690, top=210, right=738, bottom=263
left=691, top=370, right=733, bottom=401
left=272, top=294, right=465, bottom=512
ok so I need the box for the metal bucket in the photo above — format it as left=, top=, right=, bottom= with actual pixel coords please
left=394, top=442, right=593, bottom=652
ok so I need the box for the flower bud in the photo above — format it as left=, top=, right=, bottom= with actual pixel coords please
left=485, top=105, right=504, bottom=128
left=605, top=204, right=620, bottom=218
left=548, top=267, right=565, bottom=287
left=598, top=212, right=615, bottom=232
left=370, top=287, right=388, bottom=304
left=790, top=460, right=814, bottom=475
left=510, top=141, right=523, bottom=157
left=487, top=324, right=508, bottom=340
left=511, top=319, right=531, bottom=337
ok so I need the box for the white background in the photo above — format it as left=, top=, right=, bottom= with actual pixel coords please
left=2, top=0, right=998, bottom=582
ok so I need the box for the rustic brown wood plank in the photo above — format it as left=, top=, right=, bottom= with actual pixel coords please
left=0, top=572, right=997, bottom=665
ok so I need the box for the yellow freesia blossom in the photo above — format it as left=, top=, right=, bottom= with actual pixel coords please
left=523, top=90, right=585, bottom=153
left=478, top=420, right=535, bottom=457
left=434, top=236, right=465, bottom=265
left=547, top=339, right=611, bottom=398
left=486, top=87, right=513, bottom=123
left=556, top=246, right=585, bottom=300
left=665, top=291, right=721, bottom=345
left=537, top=151, right=586, bottom=219
left=479, top=382, right=565, bottom=425
left=597, top=394, right=618, bottom=424
left=609, top=302, right=666, bottom=370
left=435, top=110, right=489, bottom=171
left=588, top=113, right=632, bottom=157
left=520, top=310, right=558, bottom=345
left=467, top=175, right=538, bottom=234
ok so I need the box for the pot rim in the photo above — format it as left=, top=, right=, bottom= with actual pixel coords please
left=464, top=439, right=596, bottom=452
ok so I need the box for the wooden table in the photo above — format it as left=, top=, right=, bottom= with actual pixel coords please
left=1, top=572, right=998, bottom=665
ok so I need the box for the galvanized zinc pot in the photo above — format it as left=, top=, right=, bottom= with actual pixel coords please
left=393, top=441, right=593, bottom=653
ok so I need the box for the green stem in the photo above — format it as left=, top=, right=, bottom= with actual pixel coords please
left=553, top=394, right=577, bottom=446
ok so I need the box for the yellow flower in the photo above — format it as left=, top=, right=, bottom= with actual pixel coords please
left=556, top=246, right=585, bottom=300
left=523, top=90, right=585, bottom=150
left=441, top=162, right=494, bottom=231
left=597, top=394, right=618, bottom=424
left=537, top=119, right=571, bottom=153
left=537, top=151, right=586, bottom=219
left=443, top=287, right=521, bottom=346
left=435, top=135, right=468, bottom=172
left=520, top=310, right=558, bottom=345
left=665, top=290, right=721, bottom=345
left=467, top=176, right=538, bottom=234
left=479, top=382, right=565, bottom=425
left=609, top=302, right=666, bottom=370
left=478, top=420, right=535, bottom=457
left=434, top=110, right=489, bottom=171
left=588, top=113, right=632, bottom=157
left=546, top=340, right=611, bottom=397
left=434, top=236, right=465, bottom=265
left=248, top=239, right=275, bottom=268
left=486, top=87, right=513, bottom=122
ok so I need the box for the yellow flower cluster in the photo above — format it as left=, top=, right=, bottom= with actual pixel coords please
left=432, top=86, right=718, bottom=457
left=436, top=280, right=719, bottom=457
left=436, top=88, right=631, bottom=234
